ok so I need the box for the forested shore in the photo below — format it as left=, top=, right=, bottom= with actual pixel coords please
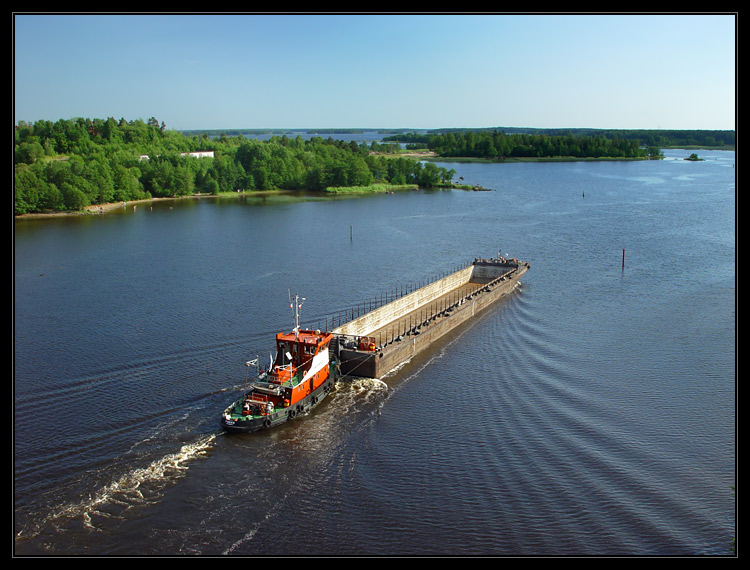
left=383, top=127, right=735, bottom=159
left=14, top=117, right=457, bottom=216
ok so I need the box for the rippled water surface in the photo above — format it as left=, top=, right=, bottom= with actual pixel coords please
left=14, top=150, right=735, bottom=556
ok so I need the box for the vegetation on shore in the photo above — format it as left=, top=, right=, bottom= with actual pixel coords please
left=14, top=117, right=458, bottom=216
left=15, top=117, right=735, bottom=216
left=385, top=130, right=661, bottom=160
left=323, top=183, right=418, bottom=194
left=384, top=127, right=735, bottom=158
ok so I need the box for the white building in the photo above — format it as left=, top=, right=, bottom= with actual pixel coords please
left=139, top=151, right=214, bottom=161
left=180, top=151, right=215, bottom=159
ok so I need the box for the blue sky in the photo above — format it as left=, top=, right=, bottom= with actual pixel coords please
left=14, top=13, right=736, bottom=131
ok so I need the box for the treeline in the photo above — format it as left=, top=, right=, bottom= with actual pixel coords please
left=603, top=129, right=735, bottom=148
left=384, top=127, right=735, bottom=157
left=496, top=127, right=736, bottom=149
left=385, top=130, right=657, bottom=159
left=14, top=117, right=456, bottom=215
left=494, top=127, right=735, bottom=149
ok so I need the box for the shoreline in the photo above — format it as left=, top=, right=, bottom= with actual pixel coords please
left=15, top=197, right=175, bottom=219
left=14, top=184, right=466, bottom=220
left=14, top=191, right=295, bottom=220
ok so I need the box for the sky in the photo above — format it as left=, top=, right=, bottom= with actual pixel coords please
left=14, top=13, right=736, bottom=131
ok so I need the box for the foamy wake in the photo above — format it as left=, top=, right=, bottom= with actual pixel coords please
left=44, top=434, right=216, bottom=531
left=333, top=376, right=389, bottom=412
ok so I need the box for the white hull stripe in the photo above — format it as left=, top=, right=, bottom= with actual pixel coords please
left=302, top=348, right=329, bottom=383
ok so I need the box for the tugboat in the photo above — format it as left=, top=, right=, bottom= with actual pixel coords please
left=220, top=294, right=338, bottom=433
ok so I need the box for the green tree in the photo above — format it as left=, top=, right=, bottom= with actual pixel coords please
left=83, top=159, right=115, bottom=204
left=38, top=182, right=64, bottom=211
left=60, top=182, right=90, bottom=210
left=15, top=140, right=45, bottom=164
left=113, top=164, right=144, bottom=201
left=14, top=165, right=43, bottom=214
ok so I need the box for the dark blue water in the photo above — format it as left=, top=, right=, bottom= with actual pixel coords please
left=14, top=150, right=735, bottom=556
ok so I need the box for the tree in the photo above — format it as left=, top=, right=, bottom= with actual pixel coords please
left=198, top=172, right=220, bottom=194
left=170, top=165, right=195, bottom=196
left=83, top=159, right=115, bottom=204
left=60, top=182, right=90, bottom=210
left=38, top=182, right=64, bottom=211
left=113, top=164, right=144, bottom=201
left=14, top=165, right=42, bottom=214
left=15, top=140, right=45, bottom=164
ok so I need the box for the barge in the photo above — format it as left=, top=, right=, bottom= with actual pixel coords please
left=332, top=254, right=529, bottom=379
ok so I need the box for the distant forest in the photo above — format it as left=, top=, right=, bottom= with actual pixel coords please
left=383, top=127, right=735, bottom=160
left=14, top=117, right=456, bottom=215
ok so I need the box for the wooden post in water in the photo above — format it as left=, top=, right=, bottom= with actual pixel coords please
left=622, top=248, right=626, bottom=270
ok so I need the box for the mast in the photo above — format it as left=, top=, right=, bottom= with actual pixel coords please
left=289, top=291, right=305, bottom=339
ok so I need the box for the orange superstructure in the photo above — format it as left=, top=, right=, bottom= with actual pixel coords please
left=221, top=295, right=339, bottom=433
left=268, top=329, right=334, bottom=407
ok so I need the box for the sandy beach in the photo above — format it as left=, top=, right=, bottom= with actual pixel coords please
left=15, top=196, right=214, bottom=219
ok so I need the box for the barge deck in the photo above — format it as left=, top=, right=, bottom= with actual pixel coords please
left=332, top=255, right=529, bottom=378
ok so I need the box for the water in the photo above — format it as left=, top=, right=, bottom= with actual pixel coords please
left=14, top=150, right=735, bottom=556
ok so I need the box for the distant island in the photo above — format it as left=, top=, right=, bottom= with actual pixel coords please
left=14, top=117, right=735, bottom=216
left=381, top=127, right=735, bottom=161
left=684, top=153, right=704, bottom=161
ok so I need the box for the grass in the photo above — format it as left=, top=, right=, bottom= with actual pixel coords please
left=323, top=184, right=419, bottom=194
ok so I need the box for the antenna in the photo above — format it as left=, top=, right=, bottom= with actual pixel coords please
left=288, top=291, right=305, bottom=337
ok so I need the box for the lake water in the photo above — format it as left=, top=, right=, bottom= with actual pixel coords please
left=14, top=150, right=735, bottom=556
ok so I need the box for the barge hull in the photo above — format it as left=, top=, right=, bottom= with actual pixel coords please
left=334, top=258, right=528, bottom=378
